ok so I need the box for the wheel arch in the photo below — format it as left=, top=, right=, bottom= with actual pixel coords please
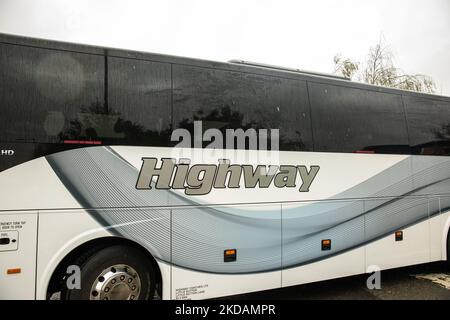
left=446, top=224, right=450, bottom=262
left=46, top=236, right=163, bottom=299
left=441, top=210, right=450, bottom=262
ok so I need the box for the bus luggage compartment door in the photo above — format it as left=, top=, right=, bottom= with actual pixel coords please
left=171, top=203, right=282, bottom=300
left=0, top=211, right=38, bottom=299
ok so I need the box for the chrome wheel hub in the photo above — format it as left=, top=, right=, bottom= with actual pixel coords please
left=90, top=264, right=141, bottom=300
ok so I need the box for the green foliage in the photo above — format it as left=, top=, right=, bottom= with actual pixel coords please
left=333, top=54, right=359, bottom=80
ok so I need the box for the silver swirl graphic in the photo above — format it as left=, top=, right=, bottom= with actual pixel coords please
left=46, top=146, right=450, bottom=273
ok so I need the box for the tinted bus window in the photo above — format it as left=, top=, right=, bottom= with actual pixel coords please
left=309, top=82, right=409, bottom=154
left=0, top=43, right=172, bottom=147
left=0, top=43, right=104, bottom=143
left=404, top=96, right=450, bottom=156
left=87, top=58, right=171, bottom=146
left=172, top=65, right=313, bottom=151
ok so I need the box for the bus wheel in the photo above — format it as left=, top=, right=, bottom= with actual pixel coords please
left=63, top=244, right=156, bottom=300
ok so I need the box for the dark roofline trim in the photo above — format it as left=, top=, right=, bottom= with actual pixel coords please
left=1, top=32, right=449, bottom=102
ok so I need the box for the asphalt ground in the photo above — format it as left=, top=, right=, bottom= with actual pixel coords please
left=226, top=262, right=450, bottom=300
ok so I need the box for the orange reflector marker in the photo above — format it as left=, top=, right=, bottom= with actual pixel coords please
left=321, top=239, right=331, bottom=251
left=224, top=249, right=237, bottom=262
left=7, top=268, right=21, bottom=275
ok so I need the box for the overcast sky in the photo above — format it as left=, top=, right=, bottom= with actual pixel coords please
left=0, top=0, right=449, bottom=96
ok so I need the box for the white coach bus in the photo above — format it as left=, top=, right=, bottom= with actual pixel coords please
left=0, top=33, right=449, bottom=300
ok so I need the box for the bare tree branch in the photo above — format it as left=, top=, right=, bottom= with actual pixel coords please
left=333, top=39, right=436, bottom=94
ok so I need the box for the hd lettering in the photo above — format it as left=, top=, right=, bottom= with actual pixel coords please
left=136, top=158, right=320, bottom=196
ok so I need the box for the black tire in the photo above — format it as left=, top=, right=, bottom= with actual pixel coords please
left=63, top=245, right=155, bottom=300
